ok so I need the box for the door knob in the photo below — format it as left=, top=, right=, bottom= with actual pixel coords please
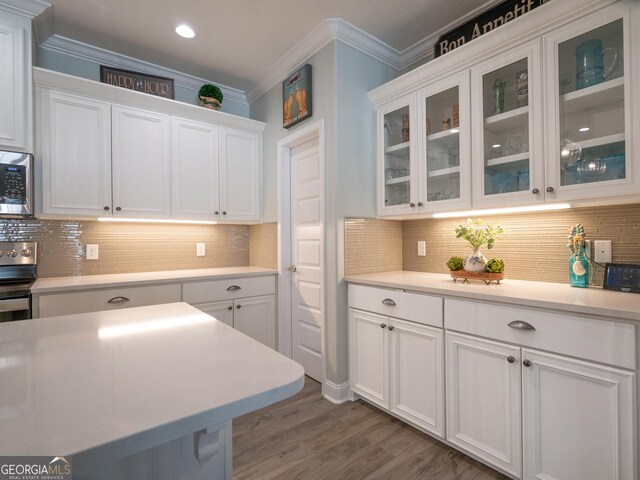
left=288, top=265, right=297, bottom=272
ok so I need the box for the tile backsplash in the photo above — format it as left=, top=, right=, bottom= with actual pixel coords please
left=345, top=218, right=403, bottom=275
left=0, top=219, right=255, bottom=277
left=346, top=204, right=640, bottom=285
left=249, top=223, right=278, bottom=269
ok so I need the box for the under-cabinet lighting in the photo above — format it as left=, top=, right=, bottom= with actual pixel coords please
left=450, top=129, right=460, bottom=133
left=492, top=144, right=501, bottom=148
left=432, top=203, right=571, bottom=219
left=578, top=127, right=590, bottom=132
left=175, top=24, right=196, bottom=38
left=99, top=315, right=215, bottom=339
left=97, top=217, right=218, bottom=225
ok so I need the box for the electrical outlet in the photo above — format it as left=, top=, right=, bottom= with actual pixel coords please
left=86, top=244, right=99, bottom=260
left=417, top=240, right=426, bottom=257
left=196, top=243, right=206, bottom=257
left=594, top=240, right=612, bottom=264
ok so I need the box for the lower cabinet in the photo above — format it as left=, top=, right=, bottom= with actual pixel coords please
left=349, top=308, right=444, bottom=438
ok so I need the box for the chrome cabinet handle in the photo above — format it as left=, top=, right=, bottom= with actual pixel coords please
left=226, top=285, right=241, bottom=291
left=381, top=298, right=396, bottom=306
left=531, top=188, right=539, bottom=194
left=380, top=323, right=387, bottom=329
left=107, top=296, right=130, bottom=304
left=546, top=186, right=554, bottom=193
left=508, top=320, right=536, bottom=331
left=388, top=325, right=395, bottom=331
left=523, top=359, right=532, bottom=368
left=507, top=356, right=516, bottom=364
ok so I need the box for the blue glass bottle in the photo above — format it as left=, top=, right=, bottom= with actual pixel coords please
left=569, top=247, right=590, bottom=288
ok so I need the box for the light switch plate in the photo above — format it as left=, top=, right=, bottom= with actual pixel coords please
left=417, top=241, right=426, bottom=257
left=196, top=243, right=206, bottom=257
left=86, top=244, right=99, bottom=260
left=594, top=240, right=612, bottom=264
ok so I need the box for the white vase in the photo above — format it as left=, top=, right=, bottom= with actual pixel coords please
left=464, top=248, right=487, bottom=272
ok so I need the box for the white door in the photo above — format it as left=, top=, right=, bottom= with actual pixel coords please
left=446, top=332, right=522, bottom=478
left=290, top=137, right=324, bottom=381
left=233, top=295, right=276, bottom=349
left=349, top=309, right=388, bottom=408
left=171, top=117, right=219, bottom=220
left=0, top=22, right=26, bottom=151
left=192, top=301, right=233, bottom=327
left=219, top=127, right=260, bottom=222
left=390, top=318, right=444, bottom=438
left=112, top=105, right=171, bottom=217
left=39, top=89, right=112, bottom=217
left=522, top=348, right=635, bottom=480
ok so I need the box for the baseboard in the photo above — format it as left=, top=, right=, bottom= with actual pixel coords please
left=323, top=380, right=351, bottom=404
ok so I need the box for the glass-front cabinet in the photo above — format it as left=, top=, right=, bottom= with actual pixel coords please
left=545, top=6, right=636, bottom=201
left=377, top=95, right=417, bottom=215
left=471, top=41, right=544, bottom=208
left=417, top=72, right=471, bottom=212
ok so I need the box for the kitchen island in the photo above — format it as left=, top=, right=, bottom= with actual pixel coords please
left=0, top=302, right=304, bottom=479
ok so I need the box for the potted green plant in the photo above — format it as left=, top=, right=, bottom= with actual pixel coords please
left=454, top=218, right=504, bottom=272
left=198, top=84, right=223, bottom=110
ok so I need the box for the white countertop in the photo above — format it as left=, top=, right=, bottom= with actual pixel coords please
left=0, top=303, right=304, bottom=470
left=32, top=266, right=277, bottom=294
left=345, top=270, right=640, bottom=323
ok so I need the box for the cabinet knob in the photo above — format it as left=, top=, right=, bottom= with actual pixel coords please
left=409, top=203, right=416, bottom=208
left=214, top=211, right=219, bottom=215
left=116, top=206, right=122, bottom=211
left=380, top=323, right=387, bottom=329
left=417, top=202, right=423, bottom=207
left=222, top=211, right=227, bottom=215
left=507, top=356, right=516, bottom=364
left=546, top=186, right=554, bottom=193
left=236, top=304, right=241, bottom=309
left=531, top=188, right=539, bottom=195
left=227, top=306, right=233, bottom=310
left=388, top=325, right=395, bottom=331
left=103, top=206, right=110, bottom=211
left=523, top=359, right=532, bottom=368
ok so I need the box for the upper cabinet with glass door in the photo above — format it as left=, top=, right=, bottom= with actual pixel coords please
left=545, top=5, right=638, bottom=201
left=471, top=41, right=544, bottom=208
left=418, top=72, right=471, bottom=213
left=377, top=95, right=417, bottom=216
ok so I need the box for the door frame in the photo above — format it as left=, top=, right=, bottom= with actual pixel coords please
left=277, top=119, right=326, bottom=388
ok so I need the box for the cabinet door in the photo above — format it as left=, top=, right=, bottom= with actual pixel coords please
left=112, top=105, right=171, bottom=217
left=39, top=89, right=112, bottom=217
left=446, top=332, right=522, bottom=478
left=389, top=318, right=444, bottom=437
left=545, top=5, right=638, bottom=202
left=522, top=349, right=635, bottom=480
left=472, top=40, right=544, bottom=208
left=417, top=71, right=471, bottom=213
left=192, top=300, right=234, bottom=327
left=233, top=295, right=275, bottom=349
left=219, top=127, right=260, bottom=222
left=0, top=22, right=26, bottom=151
left=349, top=308, right=388, bottom=408
left=377, top=94, right=418, bottom=216
left=171, top=117, right=220, bottom=219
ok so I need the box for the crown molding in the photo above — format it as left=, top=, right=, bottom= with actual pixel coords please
left=0, top=0, right=50, bottom=18
left=38, top=34, right=248, bottom=105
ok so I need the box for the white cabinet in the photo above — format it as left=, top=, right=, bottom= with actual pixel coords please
left=171, top=117, right=219, bottom=220
left=39, top=89, right=112, bottom=216
left=183, top=275, right=276, bottom=349
left=446, top=332, right=522, bottom=477
left=348, top=285, right=444, bottom=438
left=0, top=20, right=27, bottom=151
left=112, top=105, right=171, bottom=217
left=219, top=127, right=261, bottom=222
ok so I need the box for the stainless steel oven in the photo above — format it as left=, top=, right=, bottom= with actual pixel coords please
left=0, top=151, right=33, bottom=218
left=0, top=242, right=36, bottom=322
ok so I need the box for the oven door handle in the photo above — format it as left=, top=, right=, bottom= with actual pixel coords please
left=0, top=298, right=30, bottom=313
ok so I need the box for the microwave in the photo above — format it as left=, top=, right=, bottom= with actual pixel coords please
left=0, top=151, right=33, bottom=218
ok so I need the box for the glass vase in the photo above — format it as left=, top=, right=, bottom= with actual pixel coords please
left=569, top=248, right=590, bottom=288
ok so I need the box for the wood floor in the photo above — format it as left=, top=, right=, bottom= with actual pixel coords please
left=233, top=377, right=508, bottom=480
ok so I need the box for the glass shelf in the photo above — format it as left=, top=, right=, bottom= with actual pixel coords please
left=485, top=106, right=529, bottom=133
left=428, top=166, right=461, bottom=178
left=385, top=176, right=410, bottom=186
left=385, top=141, right=410, bottom=155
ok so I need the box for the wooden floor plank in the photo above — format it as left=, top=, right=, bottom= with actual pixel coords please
left=233, top=376, right=509, bottom=480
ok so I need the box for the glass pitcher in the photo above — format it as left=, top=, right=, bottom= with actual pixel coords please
left=575, top=39, right=618, bottom=89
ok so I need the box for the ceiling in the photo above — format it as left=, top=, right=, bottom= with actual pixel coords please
left=40, top=0, right=497, bottom=93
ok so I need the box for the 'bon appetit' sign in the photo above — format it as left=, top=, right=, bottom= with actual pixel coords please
left=434, top=0, right=548, bottom=58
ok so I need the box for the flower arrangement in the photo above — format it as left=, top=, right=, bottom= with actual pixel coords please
left=567, top=223, right=586, bottom=261
left=455, top=218, right=504, bottom=251
left=567, top=223, right=589, bottom=285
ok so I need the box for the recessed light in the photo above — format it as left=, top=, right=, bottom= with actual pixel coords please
left=578, top=127, right=590, bottom=132
left=175, top=24, right=196, bottom=39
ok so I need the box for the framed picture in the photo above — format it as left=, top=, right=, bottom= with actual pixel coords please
left=100, top=66, right=175, bottom=99
left=283, top=64, right=312, bottom=128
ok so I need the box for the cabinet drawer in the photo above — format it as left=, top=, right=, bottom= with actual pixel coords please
left=348, top=284, right=443, bottom=328
left=445, top=299, right=636, bottom=369
left=183, top=275, right=275, bottom=304
left=37, top=283, right=181, bottom=318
